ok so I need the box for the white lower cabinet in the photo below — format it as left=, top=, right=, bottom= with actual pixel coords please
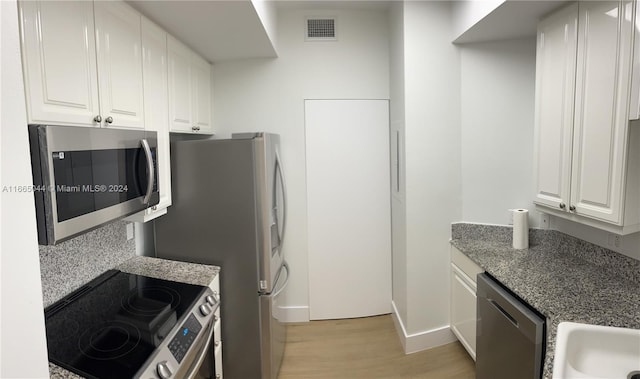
left=450, top=246, right=483, bottom=360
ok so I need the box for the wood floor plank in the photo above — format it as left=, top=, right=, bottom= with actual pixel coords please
left=278, top=315, right=476, bottom=379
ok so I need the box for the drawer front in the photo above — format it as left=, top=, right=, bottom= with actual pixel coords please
left=451, top=246, right=483, bottom=281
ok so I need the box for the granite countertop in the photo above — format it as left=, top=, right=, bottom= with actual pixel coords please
left=450, top=223, right=640, bottom=379
left=48, top=256, right=220, bottom=379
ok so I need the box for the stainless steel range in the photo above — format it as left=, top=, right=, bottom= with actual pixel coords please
left=44, top=270, right=219, bottom=379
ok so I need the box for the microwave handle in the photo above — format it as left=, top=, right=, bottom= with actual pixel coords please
left=141, top=139, right=155, bottom=204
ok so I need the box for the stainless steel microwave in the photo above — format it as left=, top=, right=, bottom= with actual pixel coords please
left=28, top=125, right=159, bottom=245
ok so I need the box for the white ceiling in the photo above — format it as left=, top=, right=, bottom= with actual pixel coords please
left=127, top=0, right=278, bottom=63
left=128, top=1, right=569, bottom=62
left=454, top=1, right=569, bottom=44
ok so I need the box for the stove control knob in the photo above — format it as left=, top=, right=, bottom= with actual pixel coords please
left=157, top=361, right=172, bottom=379
left=206, top=295, right=219, bottom=306
left=199, top=303, right=212, bottom=316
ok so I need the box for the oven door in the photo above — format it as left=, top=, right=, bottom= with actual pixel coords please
left=183, top=322, right=215, bottom=379
left=29, top=124, right=159, bottom=244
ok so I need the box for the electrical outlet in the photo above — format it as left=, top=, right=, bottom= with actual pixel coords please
left=607, top=233, right=622, bottom=248
left=540, top=214, right=550, bottom=229
left=126, top=223, right=134, bottom=240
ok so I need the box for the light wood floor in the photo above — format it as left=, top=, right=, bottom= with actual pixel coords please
left=278, top=315, right=476, bottom=379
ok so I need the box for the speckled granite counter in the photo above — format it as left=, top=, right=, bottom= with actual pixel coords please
left=47, top=256, right=220, bottom=379
left=450, top=223, right=640, bottom=379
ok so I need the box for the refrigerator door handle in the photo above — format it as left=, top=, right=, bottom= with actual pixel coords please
left=275, top=150, right=288, bottom=247
left=272, top=261, right=290, bottom=298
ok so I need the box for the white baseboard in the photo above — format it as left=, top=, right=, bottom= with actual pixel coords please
left=279, top=305, right=310, bottom=323
left=391, top=301, right=457, bottom=354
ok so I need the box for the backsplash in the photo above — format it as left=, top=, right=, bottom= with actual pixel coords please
left=451, top=222, right=640, bottom=284
left=39, top=221, right=136, bottom=307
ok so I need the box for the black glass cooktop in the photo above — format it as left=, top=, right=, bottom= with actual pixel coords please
left=44, top=270, right=206, bottom=379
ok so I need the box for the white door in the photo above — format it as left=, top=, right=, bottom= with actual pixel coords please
left=19, top=1, right=100, bottom=127
left=533, top=3, right=578, bottom=212
left=94, top=1, right=144, bottom=130
left=306, top=99, right=391, bottom=320
left=571, top=0, right=634, bottom=224
left=167, top=36, right=193, bottom=132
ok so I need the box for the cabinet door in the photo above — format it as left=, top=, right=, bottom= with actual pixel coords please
left=451, top=264, right=477, bottom=360
left=191, top=53, right=212, bottom=133
left=571, top=1, right=634, bottom=223
left=533, top=3, right=578, bottom=211
left=167, top=36, right=193, bottom=132
left=19, top=1, right=100, bottom=127
left=142, top=17, right=171, bottom=214
left=94, top=1, right=144, bottom=130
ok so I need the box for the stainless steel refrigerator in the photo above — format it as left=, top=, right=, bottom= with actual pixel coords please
left=154, top=133, right=288, bottom=379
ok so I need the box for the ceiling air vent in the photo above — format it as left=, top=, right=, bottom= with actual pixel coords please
left=306, top=17, right=337, bottom=41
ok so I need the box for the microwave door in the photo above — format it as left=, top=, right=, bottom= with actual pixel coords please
left=29, top=125, right=158, bottom=245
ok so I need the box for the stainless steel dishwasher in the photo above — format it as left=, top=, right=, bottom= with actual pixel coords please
left=476, top=273, right=546, bottom=379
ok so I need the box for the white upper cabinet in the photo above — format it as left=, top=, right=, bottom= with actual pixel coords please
left=19, top=1, right=101, bottom=127
left=571, top=1, right=634, bottom=223
left=533, top=3, right=578, bottom=212
left=168, top=36, right=212, bottom=134
left=534, top=1, right=640, bottom=234
left=167, top=35, right=193, bottom=133
left=94, top=1, right=144, bottom=130
left=20, top=0, right=144, bottom=129
left=126, top=17, right=172, bottom=223
left=191, top=53, right=212, bottom=134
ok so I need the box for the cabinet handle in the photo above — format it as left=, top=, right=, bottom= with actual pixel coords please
left=192, top=125, right=198, bottom=132
left=93, top=115, right=102, bottom=123
left=105, top=116, right=113, bottom=124
left=569, top=205, right=576, bottom=212
left=559, top=203, right=566, bottom=209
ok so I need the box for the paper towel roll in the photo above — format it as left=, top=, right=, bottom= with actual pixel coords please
left=512, top=209, right=529, bottom=249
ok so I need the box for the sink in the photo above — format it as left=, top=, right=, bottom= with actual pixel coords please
left=553, top=322, right=640, bottom=379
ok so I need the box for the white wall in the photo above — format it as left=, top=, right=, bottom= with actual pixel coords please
left=389, top=0, right=408, bottom=333
left=390, top=1, right=462, bottom=352
left=457, top=37, right=640, bottom=261
left=0, top=0, right=50, bottom=376
left=212, top=6, right=389, bottom=321
left=551, top=216, right=640, bottom=260
left=460, top=38, right=540, bottom=228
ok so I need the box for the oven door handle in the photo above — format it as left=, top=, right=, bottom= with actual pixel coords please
left=185, top=321, right=215, bottom=379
